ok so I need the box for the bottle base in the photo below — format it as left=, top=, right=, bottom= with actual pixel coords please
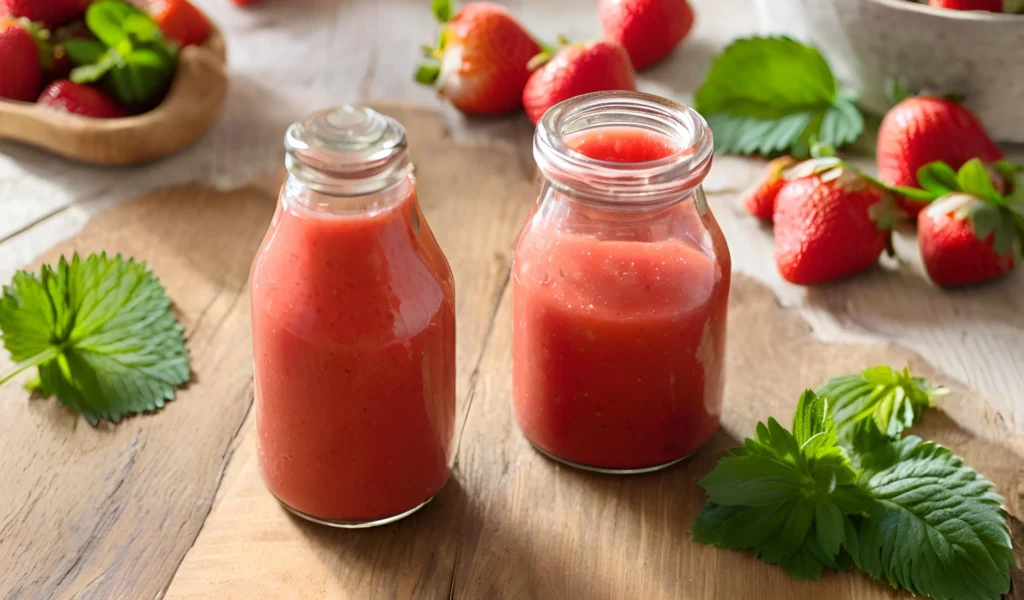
left=278, top=494, right=437, bottom=529
left=529, top=442, right=692, bottom=475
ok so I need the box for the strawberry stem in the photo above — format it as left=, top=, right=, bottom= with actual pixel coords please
left=0, top=347, right=58, bottom=387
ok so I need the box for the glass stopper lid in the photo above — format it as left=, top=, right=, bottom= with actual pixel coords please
left=284, top=105, right=412, bottom=195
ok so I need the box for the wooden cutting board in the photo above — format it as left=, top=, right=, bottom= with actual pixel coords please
left=0, top=103, right=1020, bottom=600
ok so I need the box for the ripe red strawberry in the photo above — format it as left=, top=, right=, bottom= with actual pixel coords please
left=37, top=79, right=125, bottom=118
left=744, top=156, right=797, bottom=222
left=877, top=96, right=1003, bottom=219
left=598, top=0, right=694, bottom=71
left=918, top=195, right=1016, bottom=286
left=523, top=40, right=637, bottom=124
left=0, top=0, right=91, bottom=28
left=773, top=158, right=895, bottom=285
left=0, top=19, right=41, bottom=102
left=416, top=2, right=541, bottom=115
left=928, top=0, right=1004, bottom=11
left=152, top=0, right=211, bottom=47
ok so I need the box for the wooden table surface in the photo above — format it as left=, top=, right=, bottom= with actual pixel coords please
left=0, top=1, right=1022, bottom=599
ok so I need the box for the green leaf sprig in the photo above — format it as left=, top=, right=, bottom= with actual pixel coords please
left=818, top=365, right=946, bottom=453
left=694, top=36, right=864, bottom=157
left=692, top=365, right=1013, bottom=600
left=0, top=253, right=190, bottom=424
left=693, top=390, right=875, bottom=580
left=65, top=0, right=177, bottom=108
left=895, top=159, right=1024, bottom=259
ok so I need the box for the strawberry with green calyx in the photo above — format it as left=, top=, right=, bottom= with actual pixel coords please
left=773, top=146, right=899, bottom=285
left=522, top=37, right=636, bottom=124
left=877, top=95, right=1004, bottom=219
left=415, top=0, right=541, bottom=115
left=897, top=159, right=1024, bottom=286
left=743, top=155, right=798, bottom=222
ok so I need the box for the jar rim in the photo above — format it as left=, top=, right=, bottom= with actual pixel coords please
left=534, top=91, right=714, bottom=207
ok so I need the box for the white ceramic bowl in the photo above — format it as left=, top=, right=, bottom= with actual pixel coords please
left=756, top=0, right=1024, bottom=142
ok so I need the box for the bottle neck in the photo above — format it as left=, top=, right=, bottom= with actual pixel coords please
left=284, top=105, right=413, bottom=199
left=282, top=173, right=414, bottom=216
left=534, top=91, right=714, bottom=211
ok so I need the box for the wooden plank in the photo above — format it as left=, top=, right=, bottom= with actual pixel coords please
left=0, top=177, right=283, bottom=599
left=163, top=104, right=1023, bottom=599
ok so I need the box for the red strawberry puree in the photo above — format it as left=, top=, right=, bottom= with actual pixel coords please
left=251, top=177, right=456, bottom=524
left=512, top=125, right=729, bottom=471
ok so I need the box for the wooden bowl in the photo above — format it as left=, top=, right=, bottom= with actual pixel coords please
left=755, top=0, right=1024, bottom=142
left=0, top=27, right=228, bottom=165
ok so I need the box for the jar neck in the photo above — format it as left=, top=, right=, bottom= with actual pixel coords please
left=534, top=91, right=714, bottom=211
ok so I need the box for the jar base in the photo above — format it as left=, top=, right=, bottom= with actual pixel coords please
left=278, top=493, right=437, bottom=529
left=529, top=442, right=692, bottom=475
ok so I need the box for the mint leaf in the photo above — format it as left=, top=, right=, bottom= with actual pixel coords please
left=695, top=37, right=864, bottom=156
left=0, top=253, right=190, bottom=424
left=693, top=394, right=875, bottom=579
left=70, top=48, right=122, bottom=84
left=75, top=0, right=177, bottom=107
left=817, top=365, right=940, bottom=452
left=86, top=0, right=137, bottom=47
left=64, top=38, right=108, bottom=67
left=852, top=436, right=1013, bottom=600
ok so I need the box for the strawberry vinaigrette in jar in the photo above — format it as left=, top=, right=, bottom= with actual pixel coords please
left=250, top=106, right=456, bottom=527
left=512, top=91, right=730, bottom=473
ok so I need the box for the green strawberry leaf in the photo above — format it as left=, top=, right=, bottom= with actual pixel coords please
left=695, top=37, right=863, bottom=157
left=0, top=253, right=191, bottom=424
left=431, top=0, right=455, bottom=23
left=967, top=203, right=1019, bottom=255
left=917, top=161, right=960, bottom=196
left=817, top=365, right=942, bottom=453
left=957, top=158, right=1001, bottom=203
left=792, top=388, right=833, bottom=446
left=851, top=436, right=1013, bottom=600
left=414, top=62, right=441, bottom=84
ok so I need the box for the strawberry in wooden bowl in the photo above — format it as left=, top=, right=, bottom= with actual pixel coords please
left=0, top=0, right=227, bottom=165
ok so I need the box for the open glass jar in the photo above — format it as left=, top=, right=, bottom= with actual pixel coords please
left=250, top=106, right=456, bottom=527
left=511, top=91, right=730, bottom=474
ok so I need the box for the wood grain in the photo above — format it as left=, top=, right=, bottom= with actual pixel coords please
left=160, top=104, right=1022, bottom=600
left=0, top=177, right=276, bottom=599
left=0, top=27, right=227, bottom=166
